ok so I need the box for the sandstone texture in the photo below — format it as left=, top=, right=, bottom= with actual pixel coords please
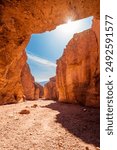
left=0, top=49, right=27, bottom=105
left=0, top=0, right=100, bottom=104
left=44, top=77, right=58, bottom=100
left=21, top=63, right=35, bottom=100
left=56, top=21, right=100, bottom=107
left=34, top=83, right=44, bottom=99
left=21, top=63, right=43, bottom=100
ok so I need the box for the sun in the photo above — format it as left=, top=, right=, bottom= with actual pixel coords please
left=56, top=17, right=92, bottom=36
left=57, top=19, right=74, bottom=34
left=59, top=19, right=78, bottom=34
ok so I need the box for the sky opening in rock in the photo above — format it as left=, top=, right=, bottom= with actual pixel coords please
left=26, top=16, right=93, bottom=84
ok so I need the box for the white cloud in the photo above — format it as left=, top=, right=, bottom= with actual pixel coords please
left=27, top=53, right=56, bottom=67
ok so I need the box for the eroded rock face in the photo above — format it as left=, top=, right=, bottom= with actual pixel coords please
left=34, top=83, right=44, bottom=99
left=0, top=0, right=100, bottom=104
left=56, top=21, right=100, bottom=107
left=0, top=48, right=27, bottom=105
left=44, top=77, right=58, bottom=100
left=21, top=63, right=35, bottom=100
left=21, top=63, right=44, bottom=100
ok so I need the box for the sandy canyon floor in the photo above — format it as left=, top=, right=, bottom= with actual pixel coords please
left=0, top=100, right=100, bottom=150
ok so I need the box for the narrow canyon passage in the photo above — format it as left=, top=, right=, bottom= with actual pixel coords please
left=0, top=100, right=99, bottom=150
left=0, top=1, right=100, bottom=150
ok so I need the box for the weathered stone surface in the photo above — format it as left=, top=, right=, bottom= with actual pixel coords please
left=34, top=83, right=44, bottom=99
left=21, top=63, right=44, bottom=100
left=56, top=22, right=100, bottom=107
left=44, top=77, right=58, bottom=100
left=0, top=48, right=27, bottom=105
left=21, top=63, right=35, bottom=100
left=0, top=0, right=100, bottom=104
left=34, top=85, right=39, bottom=100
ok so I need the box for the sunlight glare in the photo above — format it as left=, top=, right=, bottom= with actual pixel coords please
left=56, top=17, right=93, bottom=36
left=57, top=19, right=80, bottom=35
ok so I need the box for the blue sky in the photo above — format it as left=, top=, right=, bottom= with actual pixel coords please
left=26, top=16, right=93, bottom=82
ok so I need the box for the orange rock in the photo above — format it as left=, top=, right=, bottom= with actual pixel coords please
left=56, top=21, right=100, bottom=107
left=21, top=63, right=44, bottom=100
left=19, top=109, right=30, bottom=114
left=21, top=63, right=35, bottom=100
left=0, top=0, right=100, bottom=104
left=0, top=49, right=27, bottom=105
left=44, top=77, right=58, bottom=100
left=34, top=83, right=44, bottom=99
left=34, top=85, right=40, bottom=100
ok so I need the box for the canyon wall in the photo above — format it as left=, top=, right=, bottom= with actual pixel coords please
left=56, top=20, right=100, bottom=107
left=0, top=48, right=27, bottom=105
left=35, top=83, right=44, bottom=99
left=44, top=77, right=58, bottom=100
left=0, top=0, right=100, bottom=104
left=21, top=63, right=44, bottom=100
left=21, top=63, right=35, bottom=100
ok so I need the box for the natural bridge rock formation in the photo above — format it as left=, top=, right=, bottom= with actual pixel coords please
left=0, top=0, right=100, bottom=104
left=44, top=77, right=58, bottom=100
left=56, top=20, right=100, bottom=107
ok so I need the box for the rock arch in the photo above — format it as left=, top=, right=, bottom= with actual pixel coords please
left=0, top=0, right=100, bottom=104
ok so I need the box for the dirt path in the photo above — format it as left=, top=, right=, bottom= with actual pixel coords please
left=0, top=100, right=100, bottom=150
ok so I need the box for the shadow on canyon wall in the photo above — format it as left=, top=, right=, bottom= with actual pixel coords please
left=42, top=101, right=100, bottom=147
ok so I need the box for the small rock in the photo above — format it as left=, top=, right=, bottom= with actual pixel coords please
left=31, top=104, right=38, bottom=108
left=19, top=109, right=30, bottom=114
